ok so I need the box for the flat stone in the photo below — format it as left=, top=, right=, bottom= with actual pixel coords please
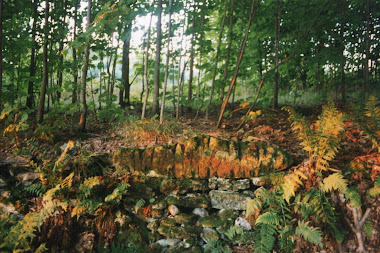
left=173, top=213, right=198, bottom=225
left=201, top=227, right=219, bottom=244
left=168, top=204, right=180, bottom=216
left=209, top=190, right=251, bottom=210
left=156, top=238, right=181, bottom=247
left=193, top=208, right=209, bottom=217
left=235, top=217, right=252, bottom=230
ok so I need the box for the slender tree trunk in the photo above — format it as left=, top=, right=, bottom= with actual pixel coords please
left=273, top=0, right=281, bottom=109
left=142, top=15, right=153, bottom=120
left=175, top=21, right=186, bottom=119
left=26, top=0, right=38, bottom=109
left=217, top=0, right=261, bottom=128
left=140, top=38, right=146, bottom=103
left=79, top=0, right=91, bottom=132
left=364, top=0, right=370, bottom=101
left=187, top=1, right=196, bottom=112
left=205, top=0, right=229, bottom=120
left=340, top=22, right=346, bottom=104
left=220, top=0, right=234, bottom=101
left=57, top=0, right=68, bottom=101
left=111, top=41, right=118, bottom=96
left=176, top=61, right=188, bottom=119
left=121, top=23, right=132, bottom=106
left=36, top=0, right=49, bottom=123
left=195, top=0, right=206, bottom=119
left=160, top=0, right=173, bottom=124
left=151, top=0, right=162, bottom=115
left=72, top=0, right=79, bottom=104
left=0, top=0, right=3, bottom=109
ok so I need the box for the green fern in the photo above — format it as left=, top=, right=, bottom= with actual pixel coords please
left=362, top=96, right=380, bottom=152
left=368, top=176, right=380, bottom=197
left=253, top=224, right=277, bottom=253
left=204, top=240, right=231, bottom=253
left=225, top=225, right=244, bottom=240
left=24, top=183, right=46, bottom=197
left=295, top=220, right=323, bottom=247
left=322, top=173, right=348, bottom=193
left=345, top=187, right=362, bottom=209
left=256, top=212, right=280, bottom=226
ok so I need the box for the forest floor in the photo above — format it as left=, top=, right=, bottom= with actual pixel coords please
left=1, top=105, right=379, bottom=252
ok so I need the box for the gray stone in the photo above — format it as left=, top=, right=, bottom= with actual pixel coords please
left=147, top=220, right=160, bottom=232
left=156, top=238, right=181, bottom=247
left=209, top=190, right=251, bottom=210
left=168, top=204, right=180, bottom=216
left=193, top=208, right=209, bottom=217
left=235, top=217, right=252, bottom=231
left=201, top=227, right=219, bottom=244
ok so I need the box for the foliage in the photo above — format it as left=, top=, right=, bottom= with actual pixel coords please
left=295, top=221, right=323, bottom=247
left=0, top=104, right=31, bottom=143
left=284, top=104, right=345, bottom=171
left=204, top=240, right=231, bottom=253
left=368, top=176, right=380, bottom=197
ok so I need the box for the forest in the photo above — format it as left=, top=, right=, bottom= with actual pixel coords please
left=0, top=0, right=380, bottom=252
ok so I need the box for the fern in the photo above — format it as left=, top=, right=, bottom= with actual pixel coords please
left=284, top=104, right=344, bottom=171
left=281, top=171, right=307, bottom=203
left=24, top=183, right=46, bottom=197
left=362, top=96, right=380, bottom=152
left=322, top=173, right=348, bottom=193
left=295, top=220, right=323, bottom=247
left=246, top=198, right=262, bottom=217
left=225, top=225, right=244, bottom=240
left=204, top=240, right=231, bottom=253
left=345, top=187, right=362, bottom=209
left=256, top=212, right=280, bottom=226
left=253, top=224, right=277, bottom=253
left=368, top=176, right=380, bottom=197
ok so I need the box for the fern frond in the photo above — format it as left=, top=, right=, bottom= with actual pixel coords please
left=322, top=173, right=348, bottom=193
left=281, top=171, right=306, bottom=203
left=225, top=225, right=244, bottom=240
left=254, top=224, right=277, bottom=253
left=246, top=198, right=262, bottom=217
left=295, top=220, right=323, bottom=247
left=345, top=187, right=362, bottom=209
left=256, top=212, right=280, bottom=226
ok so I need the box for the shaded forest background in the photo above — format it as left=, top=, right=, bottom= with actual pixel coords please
left=0, top=0, right=379, bottom=128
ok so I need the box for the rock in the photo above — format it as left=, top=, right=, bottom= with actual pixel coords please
left=152, top=200, right=167, bottom=210
left=235, top=217, right=252, bottom=230
left=16, top=172, right=41, bottom=186
left=161, top=217, right=176, bottom=227
left=209, top=190, right=251, bottom=210
left=168, top=204, right=180, bottom=216
left=173, top=213, right=198, bottom=225
left=160, top=179, right=208, bottom=194
left=157, top=238, right=181, bottom=247
left=210, top=178, right=251, bottom=192
left=218, top=209, right=239, bottom=220
left=201, top=227, right=219, bottom=244
left=193, top=208, right=209, bottom=217
left=199, top=216, right=225, bottom=228
left=157, top=225, right=191, bottom=239
left=166, top=194, right=210, bottom=209
left=74, top=232, right=95, bottom=253
left=147, top=220, right=160, bottom=232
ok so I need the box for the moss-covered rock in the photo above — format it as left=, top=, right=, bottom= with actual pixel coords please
left=113, top=135, right=293, bottom=179
left=173, top=213, right=198, bottom=225
left=199, top=216, right=226, bottom=228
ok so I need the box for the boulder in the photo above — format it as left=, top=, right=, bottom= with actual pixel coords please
left=209, top=190, right=251, bottom=210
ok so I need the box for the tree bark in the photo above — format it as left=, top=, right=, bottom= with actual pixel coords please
left=364, top=0, right=370, bottom=101
left=160, top=0, right=173, bottom=124
left=79, top=0, right=91, bottom=132
left=205, top=0, right=229, bottom=120
left=57, top=0, right=68, bottom=102
left=26, top=0, right=38, bottom=109
left=121, top=23, right=132, bottom=106
left=273, top=0, right=281, bottom=109
left=220, top=0, right=234, bottom=101
left=340, top=22, right=346, bottom=105
left=217, top=0, right=261, bottom=128
left=72, top=0, right=79, bottom=104
left=0, top=0, right=3, bottom=109
left=141, top=15, right=153, bottom=120
left=151, top=0, right=163, bottom=115
left=195, top=0, right=206, bottom=119
left=36, top=0, right=49, bottom=123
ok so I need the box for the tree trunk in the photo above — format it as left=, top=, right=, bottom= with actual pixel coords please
left=220, top=0, right=234, bottom=101
left=57, top=0, right=68, bottom=102
left=160, top=0, right=173, bottom=124
left=0, top=0, right=3, bottom=109
left=36, top=0, right=49, bottom=123
left=195, top=0, right=206, bottom=119
left=176, top=61, right=188, bottom=119
left=121, top=23, right=132, bottom=107
left=151, top=0, right=162, bottom=115
left=26, top=0, right=38, bottom=109
left=273, top=0, right=281, bottom=109
left=79, top=0, right=91, bottom=132
left=175, top=20, right=186, bottom=120
left=364, top=0, right=370, bottom=101
left=111, top=40, right=118, bottom=96
left=340, top=22, right=346, bottom=105
left=205, top=0, right=229, bottom=120
left=217, top=0, right=261, bottom=128
left=141, top=15, right=153, bottom=120
left=72, top=0, right=79, bottom=104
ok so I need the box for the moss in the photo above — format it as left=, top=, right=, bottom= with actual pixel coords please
left=173, top=213, right=198, bottom=225
left=199, top=216, right=226, bottom=228
left=161, top=218, right=176, bottom=227
left=218, top=210, right=239, bottom=220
